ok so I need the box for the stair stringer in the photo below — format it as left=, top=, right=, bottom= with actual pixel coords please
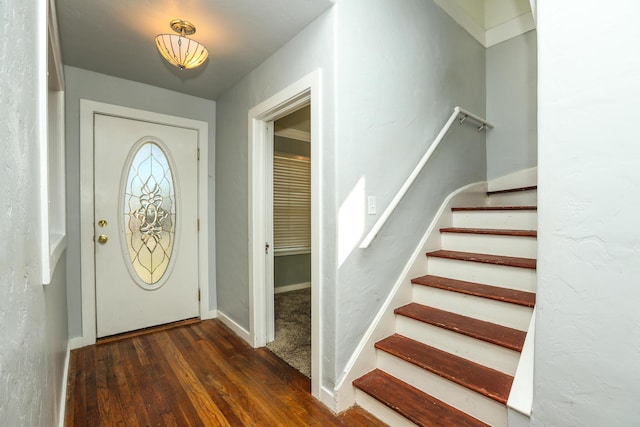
left=507, top=307, right=535, bottom=424
left=331, top=181, right=488, bottom=412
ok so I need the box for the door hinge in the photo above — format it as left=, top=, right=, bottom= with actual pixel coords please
left=265, top=242, right=270, bottom=254
left=198, top=289, right=201, bottom=301
left=197, top=219, right=200, bottom=231
left=197, top=147, right=200, bottom=160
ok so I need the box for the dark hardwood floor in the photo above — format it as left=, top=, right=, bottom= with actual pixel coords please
left=65, top=319, right=385, bottom=426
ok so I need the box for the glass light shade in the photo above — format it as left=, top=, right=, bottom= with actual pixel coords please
left=155, top=34, right=208, bottom=70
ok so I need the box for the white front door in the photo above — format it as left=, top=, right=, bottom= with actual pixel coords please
left=94, top=114, right=199, bottom=338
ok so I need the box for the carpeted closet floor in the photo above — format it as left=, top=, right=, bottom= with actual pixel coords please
left=266, top=288, right=311, bottom=377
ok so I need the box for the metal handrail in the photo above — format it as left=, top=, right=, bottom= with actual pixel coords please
left=359, top=106, right=493, bottom=249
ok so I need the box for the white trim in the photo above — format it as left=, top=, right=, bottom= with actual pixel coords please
left=40, top=0, right=67, bottom=285
left=508, top=307, right=536, bottom=417
left=485, top=13, right=536, bottom=48
left=57, top=343, right=71, bottom=427
left=79, top=100, right=209, bottom=346
left=68, top=336, right=87, bottom=350
left=487, top=166, right=538, bottom=192
left=248, top=70, right=323, bottom=399
left=274, top=282, right=311, bottom=294
left=320, top=386, right=337, bottom=413
left=274, top=248, right=311, bottom=256
left=217, top=311, right=252, bottom=345
left=200, top=309, right=218, bottom=321
left=433, top=1, right=536, bottom=48
left=333, top=182, right=488, bottom=411
left=38, top=0, right=49, bottom=284
left=275, top=128, right=311, bottom=142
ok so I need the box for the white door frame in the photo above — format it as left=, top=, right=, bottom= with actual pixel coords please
left=248, top=71, right=323, bottom=398
left=77, top=100, right=210, bottom=347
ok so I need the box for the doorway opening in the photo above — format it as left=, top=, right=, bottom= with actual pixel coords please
left=248, top=71, right=322, bottom=398
left=266, top=106, right=312, bottom=377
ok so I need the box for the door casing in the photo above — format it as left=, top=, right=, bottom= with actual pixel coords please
left=248, top=71, right=323, bottom=399
left=77, top=100, right=211, bottom=347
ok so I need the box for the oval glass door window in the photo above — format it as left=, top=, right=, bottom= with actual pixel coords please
left=124, top=141, right=176, bottom=286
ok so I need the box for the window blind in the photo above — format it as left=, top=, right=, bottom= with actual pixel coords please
left=273, top=153, right=310, bottom=253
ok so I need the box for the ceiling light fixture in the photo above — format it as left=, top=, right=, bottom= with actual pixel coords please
left=155, top=19, right=209, bottom=70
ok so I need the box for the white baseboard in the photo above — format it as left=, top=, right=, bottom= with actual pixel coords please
left=58, top=342, right=71, bottom=427
left=217, top=311, right=252, bottom=346
left=274, top=282, right=311, bottom=294
left=201, top=309, right=218, bottom=320
left=68, top=336, right=90, bottom=350
left=320, top=386, right=337, bottom=412
left=488, top=167, right=537, bottom=192
left=508, top=307, right=535, bottom=417
left=332, top=182, right=487, bottom=412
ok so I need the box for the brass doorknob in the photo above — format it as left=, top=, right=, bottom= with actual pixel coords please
left=97, top=234, right=109, bottom=244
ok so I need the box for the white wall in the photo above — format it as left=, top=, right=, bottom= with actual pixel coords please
left=0, top=1, right=69, bottom=425
left=486, top=30, right=537, bottom=180
left=333, top=0, right=486, bottom=379
left=64, top=66, right=217, bottom=338
left=534, top=1, right=640, bottom=425
left=215, top=9, right=336, bottom=387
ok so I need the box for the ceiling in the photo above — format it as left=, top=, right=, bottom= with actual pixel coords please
left=433, top=0, right=534, bottom=47
left=55, top=0, right=334, bottom=100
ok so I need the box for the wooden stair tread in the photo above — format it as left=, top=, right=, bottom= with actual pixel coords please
left=452, top=206, right=537, bottom=211
left=486, top=185, right=537, bottom=195
left=427, top=250, right=536, bottom=269
left=395, top=303, right=526, bottom=351
left=411, top=275, right=536, bottom=307
left=440, top=227, right=537, bottom=238
left=353, top=369, right=490, bottom=427
left=375, top=335, right=513, bottom=404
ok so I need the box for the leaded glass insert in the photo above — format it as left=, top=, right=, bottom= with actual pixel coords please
left=124, top=142, right=175, bottom=285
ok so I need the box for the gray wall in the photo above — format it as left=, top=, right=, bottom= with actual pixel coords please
left=0, top=1, right=69, bottom=424
left=64, top=66, right=217, bottom=337
left=216, top=0, right=486, bottom=390
left=215, top=8, right=336, bottom=387
left=275, top=254, right=311, bottom=288
left=534, top=2, right=640, bottom=426
left=333, top=0, right=486, bottom=380
left=486, top=30, right=537, bottom=180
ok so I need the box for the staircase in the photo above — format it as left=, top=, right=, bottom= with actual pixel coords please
left=353, top=185, right=537, bottom=427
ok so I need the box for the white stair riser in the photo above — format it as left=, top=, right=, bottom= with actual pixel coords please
left=354, top=389, right=417, bottom=427
left=396, top=316, right=520, bottom=375
left=441, top=232, right=537, bottom=258
left=486, top=190, right=537, bottom=206
left=427, top=257, right=536, bottom=292
left=377, top=351, right=508, bottom=427
left=452, top=210, right=537, bottom=230
left=413, top=285, right=533, bottom=331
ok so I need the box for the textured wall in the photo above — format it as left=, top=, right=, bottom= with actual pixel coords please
left=0, top=1, right=69, bottom=425
left=486, top=30, right=537, bottom=180
left=333, top=0, right=486, bottom=379
left=534, top=1, right=640, bottom=425
left=63, top=66, right=217, bottom=337
left=215, top=8, right=336, bottom=387
left=216, top=0, right=486, bottom=390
